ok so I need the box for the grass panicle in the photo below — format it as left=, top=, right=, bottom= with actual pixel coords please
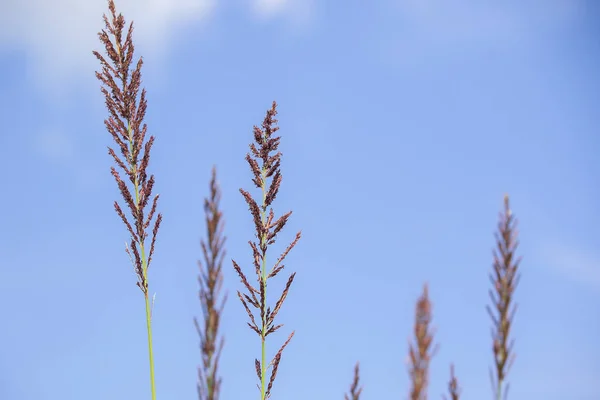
left=443, top=364, right=461, bottom=400
left=89, top=3, right=527, bottom=395
left=408, top=284, right=437, bottom=400
left=344, top=362, right=363, bottom=400
left=195, top=167, right=228, bottom=400
left=232, top=101, right=302, bottom=400
left=93, top=1, right=162, bottom=398
left=487, top=195, right=521, bottom=400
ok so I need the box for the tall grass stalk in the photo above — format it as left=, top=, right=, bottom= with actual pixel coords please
left=408, top=284, right=437, bottom=400
left=89, top=2, right=526, bottom=394
left=195, top=167, right=227, bottom=400
left=487, top=195, right=521, bottom=400
left=93, top=1, right=162, bottom=398
left=344, top=362, right=363, bottom=400
left=443, top=364, right=461, bottom=400
left=232, top=101, right=301, bottom=400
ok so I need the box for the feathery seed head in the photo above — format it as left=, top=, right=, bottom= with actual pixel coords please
left=94, top=0, right=162, bottom=294
left=443, top=364, right=461, bottom=400
left=233, top=101, right=301, bottom=399
left=408, top=283, right=437, bottom=400
left=344, top=362, right=363, bottom=400
left=195, top=167, right=227, bottom=400
left=487, top=195, right=521, bottom=400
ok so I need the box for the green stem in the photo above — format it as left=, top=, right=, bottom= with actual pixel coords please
left=144, top=282, right=157, bottom=400
left=260, top=165, right=267, bottom=400
left=140, top=239, right=156, bottom=400
left=127, top=119, right=157, bottom=400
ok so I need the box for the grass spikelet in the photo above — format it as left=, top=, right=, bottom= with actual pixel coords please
left=232, top=101, right=301, bottom=400
left=344, top=362, right=363, bottom=400
left=195, top=166, right=227, bottom=400
left=93, top=1, right=162, bottom=398
left=486, top=195, right=521, bottom=400
left=408, top=284, right=436, bottom=400
left=443, top=364, right=461, bottom=400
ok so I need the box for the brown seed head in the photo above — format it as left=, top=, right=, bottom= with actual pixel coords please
left=443, top=364, right=461, bottom=400
left=344, top=362, right=363, bottom=400
left=93, top=0, right=162, bottom=294
left=195, top=167, right=227, bottom=400
left=486, top=195, right=521, bottom=399
left=233, top=102, right=301, bottom=399
left=408, top=283, right=437, bottom=400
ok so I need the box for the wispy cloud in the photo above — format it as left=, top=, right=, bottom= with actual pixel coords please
left=252, top=0, right=289, bottom=16
left=1, top=0, right=214, bottom=93
left=539, top=242, right=600, bottom=291
left=250, top=0, right=314, bottom=26
left=385, top=0, right=583, bottom=59
left=400, top=0, right=580, bottom=41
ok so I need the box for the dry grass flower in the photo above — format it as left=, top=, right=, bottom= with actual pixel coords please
left=408, top=284, right=437, bottom=400
left=195, top=167, right=227, bottom=400
left=232, top=101, right=301, bottom=400
left=443, top=364, right=461, bottom=400
left=344, top=362, right=363, bottom=400
left=93, top=1, right=162, bottom=398
left=89, top=2, right=527, bottom=396
left=487, top=195, right=521, bottom=400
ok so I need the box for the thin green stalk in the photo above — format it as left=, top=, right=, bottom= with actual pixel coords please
left=94, top=2, right=163, bottom=399
left=144, top=287, right=157, bottom=400
left=128, top=121, right=157, bottom=400
left=260, top=165, right=267, bottom=400
left=233, top=102, right=301, bottom=400
left=140, top=241, right=156, bottom=400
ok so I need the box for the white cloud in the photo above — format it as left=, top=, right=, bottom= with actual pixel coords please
left=0, top=0, right=214, bottom=93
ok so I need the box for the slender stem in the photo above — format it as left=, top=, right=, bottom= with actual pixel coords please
left=140, top=238, right=156, bottom=400
left=128, top=119, right=157, bottom=400
left=144, top=285, right=157, bottom=400
left=97, top=12, right=159, bottom=400
left=260, top=165, right=267, bottom=400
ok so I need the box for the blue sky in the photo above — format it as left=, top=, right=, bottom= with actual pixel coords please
left=0, top=0, right=599, bottom=399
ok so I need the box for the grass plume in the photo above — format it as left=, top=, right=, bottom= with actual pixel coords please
left=344, top=362, right=363, bottom=400
left=443, top=365, right=461, bottom=400
left=93, top=1, right=162, bottom=398
left=487, top=195, right=521, bottom=400
left=408, top=284, right=436, bottom=400
left=232, top=101, right=302, bottom=400
left=195, top=167, right=228, bottom=400
left=87, top=2, right=528, bottom=394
